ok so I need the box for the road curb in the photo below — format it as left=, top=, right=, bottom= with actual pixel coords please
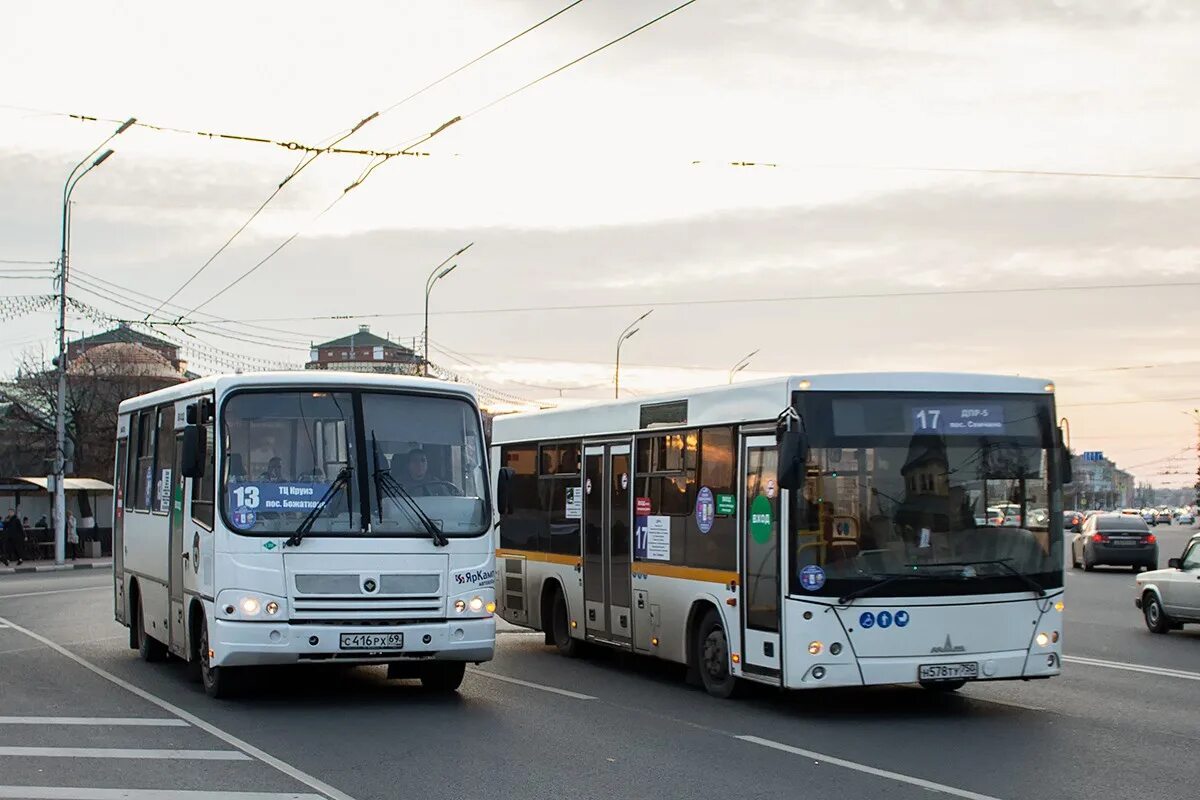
left=0, top=561, right=112, bottom=576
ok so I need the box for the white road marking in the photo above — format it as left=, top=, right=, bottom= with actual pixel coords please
left=737, top=735, right=1005, bottom=800
left=469, top=668, right=597, bottom=700
left=0, top=586, right=107, bottom=601
left=0, top=747, right=248, bottom=760
left=0, top=717, right=189, bottom=727
left=0, top=788, right=324, bottom=800
left=0, top=615, right=359, bottom=800
left=1063, top=654, right=1200, bottom=682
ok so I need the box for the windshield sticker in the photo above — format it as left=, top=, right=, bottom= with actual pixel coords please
left=634, top=515, right=671, bottom=561
left=636, top=496, right=652, bottom=516
left=565, top=487, right=583, bottom=520
left=765, top=479, right=776, bottom=499
left=798, top=564, right=825, bottom=591
left=620, top=472, right=629, bottom=490
left=228, top=481, right=332, bottom=512
left=876, top=610, right=894, bottom=628
left=695, top=487, right=715, bottom=534
left=859, top=611, right=875, bottom=629
left=918, top=527, right=932, bottom=548
left=894, top=610, right=910, bottom=627
left=232, top=508, right=257, bottom=530
left=716, top=493, right=735, bottom=515
left=750, top=495, right=773, bottom=544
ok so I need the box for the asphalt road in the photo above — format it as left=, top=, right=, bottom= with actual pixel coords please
left=1, top=529, right=1197, bottom=800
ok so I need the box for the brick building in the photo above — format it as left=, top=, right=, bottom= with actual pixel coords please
left=306, top=325, right=423, bottom=374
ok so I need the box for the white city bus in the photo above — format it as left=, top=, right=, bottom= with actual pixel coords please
left=114, top=372, right=496, bottom=697
left=491, top=373, right=1068, bottom=697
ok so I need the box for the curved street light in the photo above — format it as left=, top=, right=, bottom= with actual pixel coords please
left=615, top=309, right=653, bottom=399
left=423, top=242, right=473, bottom=376
left=728, top=348, right=760, bottom=384
left=53, top=118, right=134, bottom=565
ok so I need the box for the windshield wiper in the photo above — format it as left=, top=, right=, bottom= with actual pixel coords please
left=838, top=573, right=922, bottom=605
left=906, top=558, right=1046, bottom=597
left=286, top=466, right=352, bottom=548
left=371, top=434, right=448, bottom=547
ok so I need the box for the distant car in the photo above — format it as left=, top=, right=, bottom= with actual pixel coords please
left=1178, top=510, right=1196, bottom=525
left=1156, top=509, right=1173, bottom=525
left=1135, top=533, right=1200, bottom=632
left=1072, top=514, right=1158, bottom=572
left=1140, top=509, right=1157, bottom=526
left=1063, top=510, right=1084, bottom=532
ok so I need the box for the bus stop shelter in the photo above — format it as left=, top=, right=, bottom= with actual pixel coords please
left=1, top=477, right=114, bottom=558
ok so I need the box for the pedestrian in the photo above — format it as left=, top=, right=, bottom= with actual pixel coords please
left=2, top=508, right=23, bottom=567
left=66, top=511, right=79, bottom=560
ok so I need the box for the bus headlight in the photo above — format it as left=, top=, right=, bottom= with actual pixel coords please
left=265, top=601, right=280, bottom=616
left=240, top=597, right=261, bottom=616
left=454, top=599, right=467, bottom=613
left=468, top=597, right=484, bottom=612
left=217, top=590, right=287, bottom=621
left=808, top=641, right=823, bottom=655
left=1035, top=632, right=1050, bottom=647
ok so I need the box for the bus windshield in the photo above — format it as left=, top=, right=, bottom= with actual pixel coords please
left=790, top=392, right=1063, bottom=598
left=221, top=389, right=488, bottom=537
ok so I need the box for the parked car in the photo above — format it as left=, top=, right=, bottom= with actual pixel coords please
left=1072, top=514, right=1158, bottom=571
left=1135, top=533, right=1200, bottom=632
left=1177, top=510, right=1196, bottom=525
left=1063, top=510, right=1084, bottom=532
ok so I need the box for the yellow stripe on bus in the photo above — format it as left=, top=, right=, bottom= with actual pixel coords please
left=633, top=562, right=738, bottom=586
left=495, top=549, right=580, bottom=567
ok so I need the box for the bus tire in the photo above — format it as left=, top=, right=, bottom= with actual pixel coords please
left=695, top=607, right=739, bottom=699
left=198, top=617, right=240, bottom=699
left=136, top=597, right=167, bottom=663
left=549, top=585, right=581, bottom=658
left=421, top=662, right=466, bottom=693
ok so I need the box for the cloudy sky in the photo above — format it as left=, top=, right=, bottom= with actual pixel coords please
left=2, top=0, right=1198, bottom=487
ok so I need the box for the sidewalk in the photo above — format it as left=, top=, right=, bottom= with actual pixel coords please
left=0, top=556, right=112, bottom=576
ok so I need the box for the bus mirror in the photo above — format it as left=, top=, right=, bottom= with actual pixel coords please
left=1057, top=427, right=1073, bottom=485
left=181, top=424, right=206, bottom=479
left=496, top=467, right=515, bottom=515
left=778, top=430, right=808, bottom=491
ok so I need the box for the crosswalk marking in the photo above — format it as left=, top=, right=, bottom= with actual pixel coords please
left=0, top=747, right=250, bottom=761
left=0, top=789, right=325, bottom=800
left=0, top=717, right=188, bottom=727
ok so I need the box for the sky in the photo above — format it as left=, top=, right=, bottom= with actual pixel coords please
left=1, top=0, right=1198, bottom=488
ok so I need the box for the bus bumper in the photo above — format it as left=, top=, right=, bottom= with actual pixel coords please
left=211, top=617, right=495, bottom=668
left=787, top=648, right=1062, bottom=689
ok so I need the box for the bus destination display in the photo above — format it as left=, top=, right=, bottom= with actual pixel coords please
left=910, top=405, right=1005, bottom=435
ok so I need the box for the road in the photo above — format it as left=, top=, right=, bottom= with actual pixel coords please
left=1, top=527, right=1197, bottom=800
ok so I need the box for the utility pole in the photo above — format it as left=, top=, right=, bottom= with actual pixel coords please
left=53, top=117, right=134, bottom=565
left=614, top=309, right=653, bottom=399
left=728, top=348, right=760, bottom=384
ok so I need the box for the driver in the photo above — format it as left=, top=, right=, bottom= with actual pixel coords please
left=400, top=448, right=457, bottom=496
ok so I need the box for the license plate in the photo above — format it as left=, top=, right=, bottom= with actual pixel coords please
left=919, top=662, right=978, bottom=681
left=1109, top=538, right=1137, bottom=546
left=339, top=632, right=404, bottom=650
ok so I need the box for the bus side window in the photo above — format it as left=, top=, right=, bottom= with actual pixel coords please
left=499, top=444, right=540, bottom=551
left=191, top=421, right=215, bottom=529
left=133, top=411, right=156, bottom=511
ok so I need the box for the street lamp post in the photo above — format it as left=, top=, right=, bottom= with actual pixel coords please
left=422, top=242, right=473, bottom=377
left=53, top=118, right=134, bottom=565
left=728, top=348, right=760, bottom=384
left=614, top=309, right=653, bottom=399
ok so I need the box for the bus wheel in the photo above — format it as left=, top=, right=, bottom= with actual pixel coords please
left=198, top=619, right=239, bottom=699
left=920, top=680, right=965, bottom=692
left=421, top=662, right=466, bottom=693
left=550, top=586, right=581, bottom=658
left=696, top=608, right=739, bottom=699
left=136, top=600, right=167, bottom=663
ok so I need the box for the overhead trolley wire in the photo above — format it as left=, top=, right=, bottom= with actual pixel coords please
left=148, top=0, right=590, bottom=321
left=179, top=0, right=697, bottom=321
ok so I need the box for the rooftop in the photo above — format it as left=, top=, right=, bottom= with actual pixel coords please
left=314, top=325, right=414, bottom=353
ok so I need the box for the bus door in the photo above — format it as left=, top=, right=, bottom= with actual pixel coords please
left=582, top=442, right=634, bottom=647
left=740, top=433, right=782, bottom=681
left=167, top=433, right=187, bottom=657
left=113, top=422, right=129, bottom=623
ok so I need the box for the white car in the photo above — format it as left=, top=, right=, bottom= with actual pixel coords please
left=1135, top=533, right=1200, bottom=633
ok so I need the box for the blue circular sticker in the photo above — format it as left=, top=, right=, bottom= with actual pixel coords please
left=894, top=610, right=910, bottom=628
left=232, top=507, right=257, bottom=530
left=695, top=486, right=715, bottom=534
left=798, top=564, right=826, bottom=592
left=858, top=611, right=875, bottom=629
left=877, top=610, right=893, bottom=629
